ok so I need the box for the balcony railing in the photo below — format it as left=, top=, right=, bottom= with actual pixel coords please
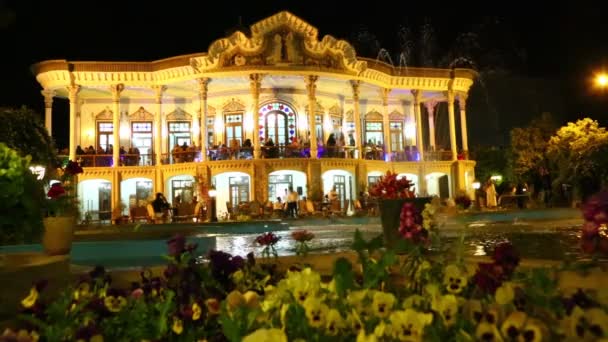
left=67, top=148, right=466, bottom=167
left=77, top=153, right=155, bottom=167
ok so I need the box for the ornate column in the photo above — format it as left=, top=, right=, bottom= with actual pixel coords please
left=381, top=88, right=391, bottom=159
left=459, top=93, right=469, bottom=156
left=250, top=74, right=263, bottom=159
left=67, top=85, right=80, bottom=160
left=351, top=80, right=362, bottom=159
left=305, top=75, right=319, bottom=159
left=425, top=101, right=437, bottom=151
left=42, top=89, right=55, bottom=136
left=198, top=78, right=209, bottom=161
left=411, top=90, right=424, bottom=161
left=152, top=85, right=166, bottom=166
left=446, top=89, right=458, bottom=161
left=110, top=84, right=124, bottom=167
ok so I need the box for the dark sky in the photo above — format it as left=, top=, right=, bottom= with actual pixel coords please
left=1, top=1, right=607, bottom=147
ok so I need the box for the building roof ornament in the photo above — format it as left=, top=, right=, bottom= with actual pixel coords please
left=129, top=106, right=154, bottom=121
left=166, top=108, right=193, bottom=121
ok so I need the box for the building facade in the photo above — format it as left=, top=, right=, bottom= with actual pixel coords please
left=32, top=11, right=476, bottom=220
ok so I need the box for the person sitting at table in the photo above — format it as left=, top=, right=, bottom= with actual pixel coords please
left=273, top=197, right=284, bottom=217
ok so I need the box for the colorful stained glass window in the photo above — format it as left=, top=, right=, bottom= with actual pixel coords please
left=258, top=102, right=297, bottom=144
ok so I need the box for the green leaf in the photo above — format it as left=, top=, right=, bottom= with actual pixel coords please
left=333, top=258, right=355, bottom=297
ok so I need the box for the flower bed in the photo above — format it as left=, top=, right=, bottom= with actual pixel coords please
left=3, top=193, right=608, bottom=341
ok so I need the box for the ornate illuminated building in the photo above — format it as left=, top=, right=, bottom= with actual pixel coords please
left=32, top=11, right=476, bottom=221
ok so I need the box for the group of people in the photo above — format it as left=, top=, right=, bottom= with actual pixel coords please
left=75, top=144, right=142, bottom=166
left=271, top=187, right=300, bottom=218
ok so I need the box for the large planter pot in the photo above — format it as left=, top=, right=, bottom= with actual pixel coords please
left=379, top=197, right=433, bottom=248
left=42, top=216, right=76, bottom=256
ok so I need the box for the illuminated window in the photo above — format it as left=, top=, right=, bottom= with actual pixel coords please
left=259, top=102, right=297, bottom=145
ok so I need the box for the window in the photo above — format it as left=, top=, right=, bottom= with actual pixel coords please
left=268, top=174, right=293, bottom=202
left=171, top=179, right=193, bottom=205
left=168, top=121, right=191, bottom=150
left=258, top=102, right=297, bottom=145
left=224, top=113, right=243, bottom=147
left=131, top=121, right=153, bottom=157
left=134, top=180, right=153, bottom=207
left=389, top=121, right=404, bottom=152
left=315, top=115, right=323, bottom=143
left=331, top=116, right=342, bottom=137
left=229, top=176, right=249, bottom=207
left=97, top=122, right=113, bottom=152
left=364, top=121, right=383, bottom=145
left=368, top=176, right=381, bottom=186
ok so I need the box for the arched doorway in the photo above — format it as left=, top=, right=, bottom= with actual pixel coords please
left=120, top=177, right=154, bottom=215
left=78, top=179, right=112, bottom=222
left=258, top=102, right=297, bottom=146
left=426, top=172, right=450, bottom=198
left=268, top=170, right=307, bottom=202
left=165, top=175, right=195, bottom=206
left=322, top=170, right=355, bottom=211
left=212, top=172, right=251, bottom=219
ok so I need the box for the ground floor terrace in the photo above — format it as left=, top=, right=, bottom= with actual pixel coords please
left=73, top=159, right=475, bottom=223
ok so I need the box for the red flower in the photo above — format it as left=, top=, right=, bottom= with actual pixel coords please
left=255, top=232, right=280, bottom=246
left=369, top=171, right=415, bottom=199
left=47, top=183, right=65, bottom=198
left=291, top=230, right=314, bottom=242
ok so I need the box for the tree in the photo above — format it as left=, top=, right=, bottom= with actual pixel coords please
left=472, top=145, right=512, bottom=186
left=0, top=106, right=57, bottom=168
left=510, top=112, right=557, bottom=183
left=547, top=118, right=608, bottom=200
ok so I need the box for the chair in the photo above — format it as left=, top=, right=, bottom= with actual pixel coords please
left=248, top=201, right=261, bottom=219
left=146, top=204, right=163, bottom=224
left=174, top=203, right=195, bottom=222
left=330, top=200, right=342, bottom=216
left=130, top=206, right=151, bottom=223
left=194, top=202, right=206, bottom=222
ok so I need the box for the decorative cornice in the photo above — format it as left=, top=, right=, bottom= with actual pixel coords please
left=166, top=108, right=193, bottom=121
left=129, top=107, right=154, bottom=121
left=328, top=104, right=341, bottom=116
left=222, top=98, right=246, bottom=112
left=388, top=110, right=404, bottom=120
left=95, top=106, right=113, bottom=120
left=365, top=110, right=383, bottom=120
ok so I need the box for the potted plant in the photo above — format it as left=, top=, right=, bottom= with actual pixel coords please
left=43, top=160, right=83, bottom=255
left=368, top=171, right=432, bottom=248
left=0, top=143, right=46, bottom=245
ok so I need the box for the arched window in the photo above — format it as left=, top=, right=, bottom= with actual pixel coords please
left=258, top=102, right=297, bottom=145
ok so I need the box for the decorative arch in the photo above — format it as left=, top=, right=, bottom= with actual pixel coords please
left=129, top=106, right=154, bottom=121
left=345, top=109, right=354, bottom=121
left=365, top=110, right=383, bottom=121
left=329, top=104, right=342, bottom=117
left=166, top=108, right=192, bottom=121
left=258, top=101, right=298, bottom=144
left=222, top=98, right=246, bottom=112
left=95, top=107, right=113, bottom=120
left=389, top=110, right=405, bottom=120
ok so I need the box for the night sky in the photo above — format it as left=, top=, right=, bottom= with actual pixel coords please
left=1, top=1, right=607, bottom=148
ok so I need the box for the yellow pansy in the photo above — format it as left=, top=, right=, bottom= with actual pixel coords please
left=172, top=317, right=183, bottom=335
left=371, top=291, right=396, bottom=318
left=373, top=321, right=392, bottom=338
left=242, top=328, right=288, bottom=342
left=21, top=287, right=39, bottom=308
left=303, top=296, right=329, bottom=328
left=520, top=318, right=546, bottom=342
left=192, top=302, right=202, bottom=321
left=325, top=309, right=344, bottom=335
left=495, top=282, right=515, bottom=305
left=443, top=264, right=468, bottom=294
left=347, top=289, right=370, bottom=317
left=500, top=311, right=527, bottom=339
left=569, top=306, right=608, bottom=340
left=73, top=282, right=91, bottom=301
left=243, top=291, right=260, bottom=309
left=402, top=295, right=426, bottom=310
left=232, top=270, right=244, bottom=283
left=285, top=268, right=321, bottom=304
left=356, top=329, right=379, bottom=342
left=226, top=290, right=245, bottom=310
left=103, top=295, right=127, bottom=313
left=475, top=322, right=503, bottom=342
left=347, top=310, right=364, bottom=332
left=431, top=294, right=459, bottom=327
left=389, top=309, right=433, bottom=342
